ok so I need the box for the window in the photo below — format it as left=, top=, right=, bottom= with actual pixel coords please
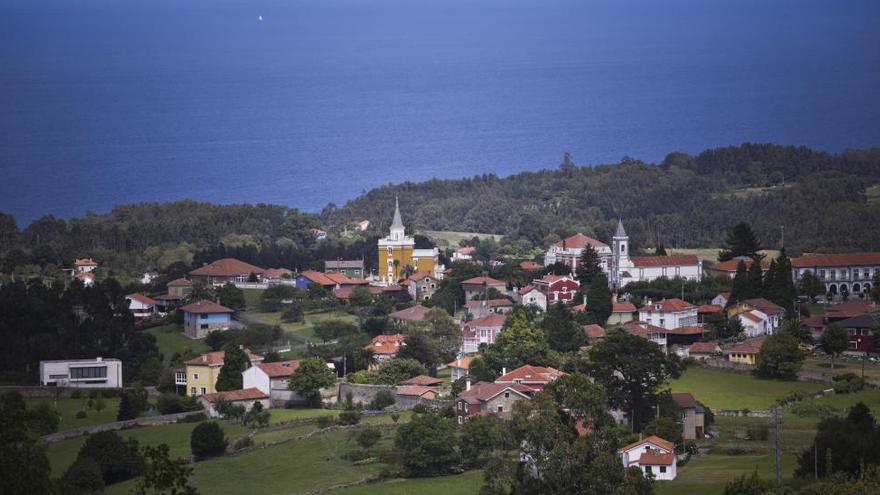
left=659, top=466, right=667, bottom=473
left=504, top=392, right=510, bottom=398
left=200, top=313, right=208, bottom=319
left=201, top=324, right=208, bottom=330
left=190, top=386, right=196, bottom=395
left=497, top=406, right=503, bottom=412
left=193, top=373, right=199, bottom=380
left=645, top=466, right=653, bottom=474
left=458, top=416, right=462, bottom=425
left=465, top=404, right=469, bottom=412
left=849, top=341, right=858, bottom=350
left=862, top=329, right=871, bottom=336
left=458, top=402, right=462, bottom=411
left=70, top=366, right=108, bottom=379
left=200, top=387, right=207, bottom=395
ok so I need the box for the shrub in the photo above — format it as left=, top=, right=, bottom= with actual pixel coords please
left=233, top=436, right=254, bottom=451
left=71, top=390, right=84, bottom=399
left=368, top=390, right=396, bottom=410
left=190, top=422, right=228, bottom=459
left=87, top=399, right=95, bottom=409
left=62, top=457, right=104, bottom=494
left=832, top=373, right=866, bottom=394
left=101, top=389, right=118, bottom=398
left=88, top=390, right=99, bottom=400
left=354, top=427, right=382, bottom=449
left=26, top=401, right=61, bottom=435
left=411, top=403, right=430, bottom=414
left=317, top=415, right=336, bottom=429
left=75, top=431, right=143, bottom=484
left=76, top=410, right=88, bottom=419
left=177, top=413, right=206, bottom=423
left=156, top=393, right=198, bottom=415
left=788, top=401, right=841, bottom=419
left=390, top=413, right=400, bottom=423
left=338, top=409, right=362, bottom=426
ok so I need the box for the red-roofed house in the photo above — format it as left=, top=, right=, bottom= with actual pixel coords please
left=533, top=274, right=580, bottom=305
left=687, top=342, right=722, bottom=361
left=583, top=324, right=606, bottom=340
left=189, top=258, right=265, bottom=285
left=447, top=356, right=476, bottom=382
left=199, top=388, right=270, bottom=418
left=455, top=381, right=534, bottom=424
left=516, top=285, right=547, bottom=312
left=184, top=349, right=263, bottom=397
left=464, top=298, right=514, bottom=318
left=126, top=293, right=156, bottom=318
left=495, top=365, right=564, bottom=391
left=452, top=246, right=476, bottom=263
left=396, top=385, right=440, bottom=401
left=712, top=292, right=731, bottom=307
left=367, top=334, right=406, bottom=367
left=461, top=313, right=507, bottom=354
left=461, top=277, right=507, bottom=302
left=697, top=304, right=724, bottom=324
left=623, top=321, right=670, bottom=352
left=262, top=268, right=294, bottom=281
left=618, top=436, right=677, bottom=480
left=388, top=304, right=434, bottom=323
left=167, top=278, right=193, bottom=299
left=638, top=298, right=698, bottom=330
left=180, top=300, right=235, bottom=339
left=405, top=271, right=441, bottom=301
left=728, top=298, right=785, bottom=332
left=790, top=252, right=880, bottom=300
left=243, top=360, right=301, bottom=400
left=728, top=338, right=766, bottom=366
left=618, top=254, right=702, bottom=286
left=519, top=261, right=544, bottom=271
left=707, top=257, right=769, bottom=279
left=401, top=375, right=443, bottom=387
left=73, top=258, right=98, bottom=273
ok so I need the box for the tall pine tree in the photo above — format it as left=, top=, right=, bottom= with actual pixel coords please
left=575, top=245, right=603, bottom=287
left=719, top=222, right=763, bottom=262
left=748, top=260, right=764, bottom=300
left=585, top=273, right=613, bottom=325
left=215, top=343, right=249, bottom=391
left=730, top=260, right=753, bottom=302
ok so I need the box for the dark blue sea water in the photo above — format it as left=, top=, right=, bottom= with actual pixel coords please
left=2, top=0, right=879, bottom=225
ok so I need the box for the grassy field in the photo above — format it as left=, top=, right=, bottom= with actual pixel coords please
left=667, top=367, right=826, bottom=410
left=28, top=396, right=121, bottom=432
left=46, top=420, right=248, bottom=476
left=656, top=452, right=797, bottom=495
left=241, top=288, right=264, bottom=311
left=146, top=323, right=210, bottom=364
left=248, top=310, right=358, bottom=343
left=331, top=471, right=483, bottom=495
left=801, top=355, right=880, bottom=382
left=418, top=230, right=503, bottom=249
left=867, top=184, right=880, bottom=204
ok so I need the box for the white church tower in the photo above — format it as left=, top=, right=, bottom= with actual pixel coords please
left=611, top=219, right=631, bottom=289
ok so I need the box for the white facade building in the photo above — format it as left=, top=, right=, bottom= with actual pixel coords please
left=618, top=436, right=677, bottom=481
left=517, top=285, right=548, bottom=311
left=790, top=252, right=880, bottom=299
left=638, top=299, right=698, bottom=330
left=736, top=309, right=772, bottom=337
left=40, top=358, right=122, bottom=388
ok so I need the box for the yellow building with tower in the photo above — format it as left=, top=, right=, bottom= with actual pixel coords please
left=378, top=198, right=443, bottom=285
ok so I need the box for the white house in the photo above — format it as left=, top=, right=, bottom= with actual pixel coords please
left=736, top=309, right=772, bottom=337
left=790, top=252, right=880, bottom=300
left=461, top=313, right=506, bottom=354
left=618, top=435, right=677, bottom=481
left=447, top=356, right=475, bottom=383
left=126, top=293, right=156, bottom=319
left=40, top=358, right=122, bottom=388
left=452, top=246, right=476, bottom=263
left=516, top=284, right=548, bottom=312
left=544, top=233, right=611, bottom=272
left=242, top=360, right=301, bottom=406
left=712, top=292, right=731, bottom=307
left=638, top=298, right=698, bottom=330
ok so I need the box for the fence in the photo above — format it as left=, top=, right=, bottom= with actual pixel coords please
left=39, top=410, right=205, bottom=444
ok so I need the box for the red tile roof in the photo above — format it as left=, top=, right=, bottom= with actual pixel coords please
left=127, top=293, right=156, bottom=305
left=630, top=254, right=700, bottom=267
left=167, top=278, right=192, bottom=287
left=623, top=321, right=668, bottom=337
left=728, top=338, right=766, bottom=355
left=367, top=334, right=406, bottom=355
left=697, top=304, right=723, bottom=314
left=388, top=305, right=433, bottom=322
left=457, top=381, right=533, bottom=404
left=401, top=375, right=443, bottom=386
left=554, top=233, right=608, bottom=250
left=465, top=313, right=507, bottom=328
left=517, top=284, right=539, bottom=295
left=332, top=287, right=384, bottom=300
left=639, top=298, right=695, bottom=313
left=740, top=311, right=764, bottom=323
left=519, top=261, right=544, bottom=271
left=74, top=258, right=98, bottom=267
left=496, top=365, right=564, bottom=385
left=538, top=274, right=576, bottom=284
left=742, top=298, right=785, bottom=316
left=791, top=252, right=880, bottom=268
left=202, top=387, right=268, bottom=403
left=668, top=325, right=705, bottom=336
left=464, top=299, right=513, bottom=309
left=262, top=268, right=293, bottom=279
left=299, top=270, right=337, bottom=286
left=180, top=299, right=235, bottom=314
left=185, top=350, right=263, bottom=366
left=613, top=301, right=638, bottom=313
left=671, top=392, right=699, bottom=409
left=710, top=258, right=769, bottom=272
left=455, top=247, right=476, bottom=255
left=824, top=301, right=880, bottom=319
left=461, top=276, right=506, bottom=286
left=189, top=258, right=265, bottom=277
left=583, top=324, right=606, bottom=339
left=689, top=342, right=721, bottom=354
left=618, top=435, right=675, bottom=454
left=633, top=451, right=676, bottom=466
left=395, top=386, right=438, bottom=398
left=256, top=360, right=301, bottom=378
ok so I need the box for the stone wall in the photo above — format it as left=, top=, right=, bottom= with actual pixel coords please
left=0, top=385, right=121, bottom=399
left=338, top=383, right=395, bottom=407
left=39, top=410, right=205, bottom=444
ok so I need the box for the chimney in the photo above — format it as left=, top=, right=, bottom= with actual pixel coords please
left=502, top=367, right=507, bottom=376
left=96, top=357, right=102, bottom=362
left=466, top=379, right=471, bottom=391
left=202, top=355, right=207, bottom=363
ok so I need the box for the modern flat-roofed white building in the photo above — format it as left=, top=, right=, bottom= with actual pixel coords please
left=40, top=358, right=122, bottom=388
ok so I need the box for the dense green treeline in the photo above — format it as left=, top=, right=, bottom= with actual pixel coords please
left=1, top=144, right=879, bottom=280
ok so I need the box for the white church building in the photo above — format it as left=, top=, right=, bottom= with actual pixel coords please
left=544, top=221, right=702, bottom=289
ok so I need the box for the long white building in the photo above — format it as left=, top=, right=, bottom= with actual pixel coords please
left=40, top=358, right=123, bottom=388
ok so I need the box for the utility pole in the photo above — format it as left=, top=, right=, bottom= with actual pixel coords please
left=774, top=406, right=782, bottom=484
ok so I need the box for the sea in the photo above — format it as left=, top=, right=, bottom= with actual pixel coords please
left=1, top=0, right=879, bottom=225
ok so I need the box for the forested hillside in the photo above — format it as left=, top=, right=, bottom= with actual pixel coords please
left=323, top=144, right=880, bottom=254
left=0, top=144, right=878, bottom=280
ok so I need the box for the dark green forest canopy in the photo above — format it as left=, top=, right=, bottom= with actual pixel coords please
left=1, top=144, right=879, bottom=277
